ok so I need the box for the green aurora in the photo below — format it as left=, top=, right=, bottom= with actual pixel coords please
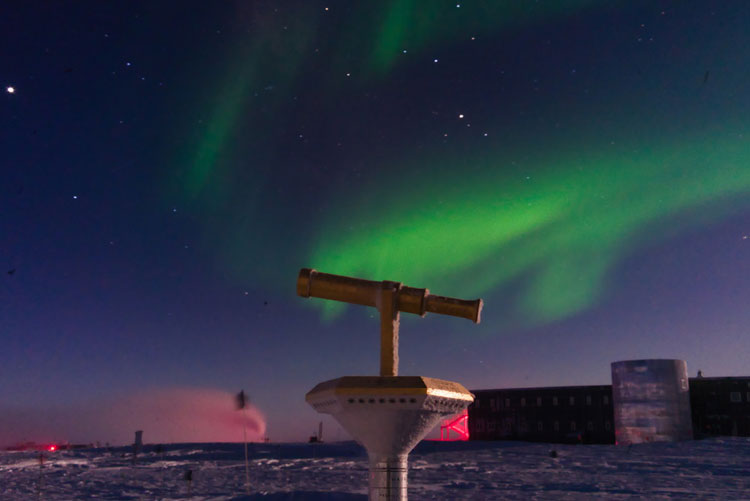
left=309, top=133, right=750, bottom=324
left=365, top=0, right=600, bottom=75
left=177, top=1, right=750, bottom=328
left=180, top=1, right=605, bottom=201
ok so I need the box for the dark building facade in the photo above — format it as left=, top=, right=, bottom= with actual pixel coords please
left=689, top=377, right=750, bottom=438
left=469, top=385, right=615, bottom=444
left=469, top=376, right=750, bottom=444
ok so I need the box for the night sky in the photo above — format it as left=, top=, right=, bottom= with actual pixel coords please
left=2, top=1, right=749, bottom=444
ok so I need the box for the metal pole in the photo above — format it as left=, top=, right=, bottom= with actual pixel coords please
left=378, top=282, right=400, bottom=377
left=243, top=408, right=250, bottom=494
left=368, top=453, right=408, bottom=501
left=38, top=453, right=44, bottom=500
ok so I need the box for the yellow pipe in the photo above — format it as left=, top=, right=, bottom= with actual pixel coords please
left=297, top=268, right=483, bottom=376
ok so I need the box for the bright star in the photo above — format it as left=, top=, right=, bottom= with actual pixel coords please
left=6, top=86, right=14, bottom=94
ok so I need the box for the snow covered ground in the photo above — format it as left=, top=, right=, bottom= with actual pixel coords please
left=1, top=437, right=748, bottom=500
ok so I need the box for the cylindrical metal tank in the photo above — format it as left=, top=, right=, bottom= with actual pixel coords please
left=611, top=359, right=693, bottom=445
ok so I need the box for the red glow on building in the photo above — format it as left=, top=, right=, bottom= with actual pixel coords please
left=439, top=410, right=470, bottom=441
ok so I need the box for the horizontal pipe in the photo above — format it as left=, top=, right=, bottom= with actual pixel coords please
left=297, top=268, right=482, bottom=324
left=297, top=268, right=381, bottom=308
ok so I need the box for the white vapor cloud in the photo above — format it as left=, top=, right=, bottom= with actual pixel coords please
left=0, top=387, right=266, bottom=447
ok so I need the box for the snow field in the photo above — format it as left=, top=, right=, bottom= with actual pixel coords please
left=0, top=437, right=747, bottom=500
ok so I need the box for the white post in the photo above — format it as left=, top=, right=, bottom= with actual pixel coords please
left=243, top=408, right=250, bottom=494
left=38, top=453, right=44, bottom=500
left=368, top=453, right=408, bottom=501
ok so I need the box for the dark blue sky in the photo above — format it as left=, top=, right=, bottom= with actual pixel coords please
left=1, top=1, right=748, bottom=443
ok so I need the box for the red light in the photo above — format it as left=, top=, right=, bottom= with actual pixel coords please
left=48, top=445, right=56, bottom=452
left=439, top=410, right=470, bottom=441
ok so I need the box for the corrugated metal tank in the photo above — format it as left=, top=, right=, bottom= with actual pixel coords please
left=611, top=359, right=693, bottom=444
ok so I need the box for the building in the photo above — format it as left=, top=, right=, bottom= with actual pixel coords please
left=690, top=376, right=750, bottom=438
left=468, top=374, right=750, bottom=444
left=469, top=385, right=614, bottom=444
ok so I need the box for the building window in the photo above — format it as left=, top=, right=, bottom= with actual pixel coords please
left=730, top=392, right=742, bottom=403
left=553, top=421, right=560, bottom=432
left=587, top=421, right=594, bottom=431
left=570, top=421, right=576, bottom=432
left=521, top=398, right=526, bottom=407
left=586, top=395, right=592, bottom=406
left=537, top=421, right=543, bottom=431
left=603, top=395, right=609, bottom=405
left=488, top=421, right=496, bottom=432
left=475, top=399, right=480, bottom=409
left=552, top=396, right=558, bottom=406
left=605, top=421, right=611, bottom=431
left=476, top=419, right=485, bottom=432
left=505, top=398, right=510, bottom=407
left=537, top=397, right=542, bottom=406
left=569, top=396, right=575, bottom=406
left=747, top=392, right=750, bottom=403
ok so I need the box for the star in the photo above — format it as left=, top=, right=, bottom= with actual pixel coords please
left=6, top=86, right=14, bottom=94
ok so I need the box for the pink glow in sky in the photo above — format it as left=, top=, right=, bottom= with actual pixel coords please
left=0, top=388, right=266, bottom=446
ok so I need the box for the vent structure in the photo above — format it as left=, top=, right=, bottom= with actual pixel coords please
left=298, top=269, right=481, bottom=500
